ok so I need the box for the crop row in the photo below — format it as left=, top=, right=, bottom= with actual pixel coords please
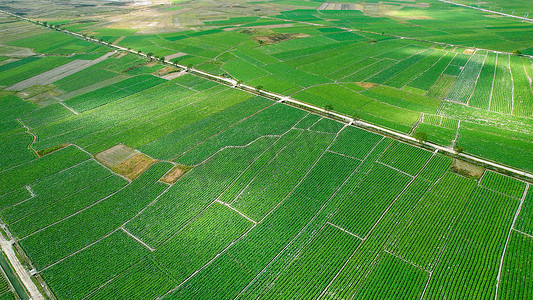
left=446, top=52, right=485, bottom=104
left=490, top=54, right=513, bottom=114
left=408, top=51, right=455, bottom=91
left=469, top=52, right=497, bottom=109
left=480, top=170, right=527, bottom=199
left=378, top=140, right=434, bottom=176
left=510, top=56, right=533, bottom=118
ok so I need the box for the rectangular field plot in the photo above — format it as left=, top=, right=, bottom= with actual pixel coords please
left=490, top=54, right=513, bottom=114
left=231, top=130, right=333, bottom=221
left=377, top=141, right=433, bottom=176
left=18, top=162, right=172, bottom=270
left=125, top=137, right=277, bottom=246
left=352, top=253, right=429, bottom=299
left=259, top=225, right=361, bottom=299
left=153, top=202, right=253, bottom=281
left=329, top=126, right=383, bottom=160
left=423, top=187, right=519, bottom=299
left=330, top=163, right=412, bottom=238
left=40, top=230, right=151, bottom=299
left=498, top=231, right=533, bottom=300
left=515, top=188, right=533, bottom=235
left=386, top=172, right=477, bottom=270
left=480, top=170, right=527, bottom=199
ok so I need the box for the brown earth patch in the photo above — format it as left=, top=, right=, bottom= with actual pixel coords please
left=451, top=159, right=485, bottom=179
left=160, top=164, right=193, bottom=184
left=463, top=48, right=476, bottom=55
left=154, top=66, right=180, bottom=76
left=112, top=153, right=156, bottom=180
left=95, top=144, right=136, bottom=167
left=356, top=82, right=378, bottom=89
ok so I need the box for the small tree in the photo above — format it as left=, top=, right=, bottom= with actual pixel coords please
left=454, top=145, right=465, bottom=153
left=235, top=80, right=242, bottom=87
left=413, top=131, right=428, bottom=142
left=324, top=104, right=334, bottom=112
left=187, top=64, right=193, bottom=71
left=352, top=112, right=360, bottom=121
left=512, top=49, right=522, bottom=56
left=255, top=85, right=263, bottom=92
left=147, top=52, right=154, bottom=60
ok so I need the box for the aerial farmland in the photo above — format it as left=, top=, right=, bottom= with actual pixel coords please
left=0, top=0, right=531, bottom=299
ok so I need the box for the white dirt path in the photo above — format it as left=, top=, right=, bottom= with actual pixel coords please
left=0, top=232, right=43, bottom=299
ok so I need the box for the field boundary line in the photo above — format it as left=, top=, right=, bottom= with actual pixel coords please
left=363, top=150, right=437, bottom=241
left=20, top=181, right=131, bottom=241
left=24, top=185, right=34, bottom=198
left=512, top=228, right=533, bottom=239
left=228, top=122, right=307, bottom=205
left=15, top=118, right=38, bottom=158
left=39, top=229, right=119, bottom=273
left=326, top=150, right=362, bottom=161
left=215, top=200, right=257, bottom=224
left=451, top=119, right=461, bottom=147
left=172, top=101, right=277, bottom=162
left=434, top=0, right=533, bottom=22
left=419, top=270, right=434, bottom=300
left=376, top=161, right=415, bottom=178
left=120, top=227, right=155, bottom=252
left=157, top=223, right=258, bottom=299
left=58, top=101, right=78, bottom=115
left=383, top=249, right=429, bottom=273
left=509, top=54, right=515, bottom=115
left=327, top=222, right=363, bottom=240
left=495, top=183, right=530, bottom=299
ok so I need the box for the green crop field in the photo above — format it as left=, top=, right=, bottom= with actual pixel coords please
left=0, top=0, right=532, bottom=299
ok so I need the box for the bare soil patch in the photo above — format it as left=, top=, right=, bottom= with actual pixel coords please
left=463, top=48, right=476, bottom=54
left=241, top=28, right=309, bottom=45
left=160, top=164, right=193, bottom=184
left=356, top=82, right=378, bottom=89
left=451, top=159, right=485, bottom=179
left=95, top=144, right=136, bottom=167
left=112, top=153, right=156, bottom=180
left=154, top=65, right=180, bottom=76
